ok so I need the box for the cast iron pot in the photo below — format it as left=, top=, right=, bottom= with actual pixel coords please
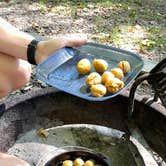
left=37, top=146, right=110, bottom=166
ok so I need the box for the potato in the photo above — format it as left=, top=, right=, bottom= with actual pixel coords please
left=117, top=60, right=131, bottom=73
left=86, top=72, right=102, bottom=87
left=101, top=71, right=115, bottom=84
left=84, top=160, right=95, bottom=166
left=93, top=59, right=108, bottom=73
left=105, top=77, right=124, bottom=93
left=90, top=84, right=107, bottom=97
left=77, top=58, right=91, bottom=75
left=74, top=158, right=84, bottom=166
left=62, top=160, right=73, bottom=166
left=111, top=68, right=124, bottom=80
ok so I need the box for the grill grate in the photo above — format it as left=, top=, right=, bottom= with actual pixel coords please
left=128, top=58, right=166, bottom=117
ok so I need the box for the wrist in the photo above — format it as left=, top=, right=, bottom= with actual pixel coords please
left=35, top=41, right=46, bottom=64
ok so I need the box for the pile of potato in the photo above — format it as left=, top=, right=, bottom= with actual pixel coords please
left=62, top=157, right=100, bottom=166
left=77, top=58, right=131, bottom=98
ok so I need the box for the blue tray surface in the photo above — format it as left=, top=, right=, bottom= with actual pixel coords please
left=36, top=42, right=143, bottom=101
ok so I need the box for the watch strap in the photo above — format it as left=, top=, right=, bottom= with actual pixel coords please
left=27, top=39, right=39, bottom=65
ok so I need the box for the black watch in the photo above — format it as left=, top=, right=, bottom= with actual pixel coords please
left=27, top=39, right=40, bottom=65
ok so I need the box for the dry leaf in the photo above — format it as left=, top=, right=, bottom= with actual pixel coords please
left=37, top=128, right=49, bottom=138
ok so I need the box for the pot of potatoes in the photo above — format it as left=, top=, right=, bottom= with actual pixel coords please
left=77, top=58, right=131, bottom=98
left=37, top=146, right=110, bottom=166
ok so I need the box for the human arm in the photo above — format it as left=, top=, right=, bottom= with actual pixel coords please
left=0, top=25, right=86, bottom=64
left=0, top=152, right=30, bottom=166
left=0, top=26, right=34, bottom=61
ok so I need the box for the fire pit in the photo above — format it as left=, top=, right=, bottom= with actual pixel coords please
left=0, top=86, right=165, bottom=166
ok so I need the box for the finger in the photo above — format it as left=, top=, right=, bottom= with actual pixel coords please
left=65, top=38, right=87, bottom=47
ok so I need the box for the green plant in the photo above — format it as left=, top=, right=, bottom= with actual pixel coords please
left=38, top=0, right=46, bottom=4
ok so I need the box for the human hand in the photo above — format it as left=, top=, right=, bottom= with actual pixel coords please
left=35, top=36, right=87, bottom=64
left=0, top=153, right=30, bottom=166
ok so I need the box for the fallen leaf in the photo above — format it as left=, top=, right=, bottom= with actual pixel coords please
left=37, top=128, right=49, bottom=138
left=128, top=26, right=135, bottom=33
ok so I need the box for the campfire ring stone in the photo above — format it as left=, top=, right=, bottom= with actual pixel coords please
left=8, top=124, right=144, bottom=166
left=0, top=87, right=165, bottom=166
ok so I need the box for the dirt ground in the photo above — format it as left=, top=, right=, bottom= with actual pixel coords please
left=0, top=0, right=165, bottom=102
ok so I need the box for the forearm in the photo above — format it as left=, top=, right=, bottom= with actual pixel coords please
left=0, top=26, right=35, bottom=60
left=0, top=152, right=30, bottom=166
left=0, top=20, right=86, bottom=64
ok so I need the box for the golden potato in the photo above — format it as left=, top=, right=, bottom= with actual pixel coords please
left=84, top=160, right=95, bottom=166
left=62, top=160, right=73, bottom=166
left=74, top=158, right=84, bottom=166
left=105, top=77, right=124, bottom=93
left=111, top=68, right=124, bottom=80
left=77, top=58, right=91, bottom=75
left=101, top=71, right=115, bottom=84
left=117, top=60, right=131, bottom=73
left=86, top=72, right=102, bottom=87
left=93, top=59, right=108, bottom=73
left=90, top=84, right=107, bottom=97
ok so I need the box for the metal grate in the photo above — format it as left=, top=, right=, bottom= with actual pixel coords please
left=128, top=58, right=166, bottom=117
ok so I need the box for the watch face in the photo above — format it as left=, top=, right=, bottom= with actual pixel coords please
left=30, top=39, right=39, bottom=48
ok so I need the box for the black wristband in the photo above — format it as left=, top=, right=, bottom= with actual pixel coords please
left=27, top=39, right=39, bottom=65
